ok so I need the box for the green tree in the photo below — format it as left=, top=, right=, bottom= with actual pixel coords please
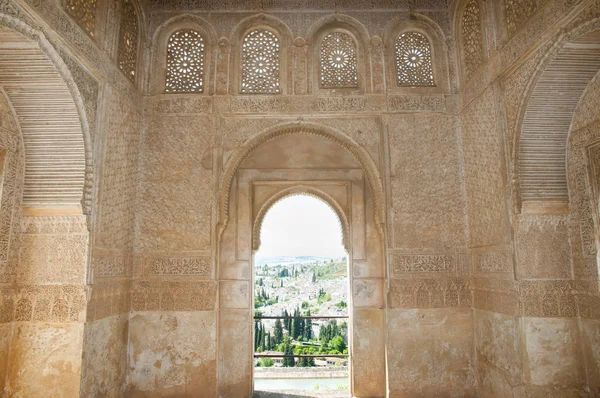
left=329, top=335, right=346, bottom=354
left=282, top=338, right=295, bottom=367
left=304, top=310, right=312, bottom=340
left=274, top=319, right=283, bottom=344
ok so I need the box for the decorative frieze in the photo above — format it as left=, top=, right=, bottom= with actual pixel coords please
left=86, top=280, right=129, bottom=321
left=475, top=250, right=512, bottom=273
left=473, top=278, right=582, bottom=318
left=151, top=95, right=446, bottom=115
left=94, top=255, right=129, bottom=277
left=519, top=280, right=577, bottom=318
left=389, top=278, right=472, bottom=309
left=149, top=257, right=211, bottom=276
left=391, top=254, right=455, bottom=274
left=131, top=281, right=216, bottom=311
left=472, top=278, right=519, bottom=316
left=3, top=285, right=88, bottom=323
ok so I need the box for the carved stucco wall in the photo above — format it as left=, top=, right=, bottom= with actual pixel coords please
left=0, top=0, right=599, bottom=396
left=461, top=0, right=600, bottom=396
left=0, top=87, right=23, bottom=394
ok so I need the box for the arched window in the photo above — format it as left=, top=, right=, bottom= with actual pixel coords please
left=118, top=0, right=140, bottom=81
left=395, top=32, right=435, bottom=87
left=241, top=29, right=281, bottom=94
left=165, top=30, right=205, bottom=93
left=319, top=32, right=358, bottom=89
left=461, top=0, right=484, bottom=80
left=66, top=0, right=98, bottom=37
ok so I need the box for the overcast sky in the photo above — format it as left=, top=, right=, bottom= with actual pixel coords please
left=255, top=195, right=346, bottom=259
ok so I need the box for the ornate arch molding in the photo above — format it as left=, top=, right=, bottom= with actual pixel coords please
left=228, top=13, right=293, bottom=95
left=306, top=14, right=371, bottom=94
left=383, top=13, right=450, bottom=94
left=252, top=186, right=350, bottom=252
left=0, top=13, right=93, bottom=216
left=218, top=122, right=385, bottom=241
left=149, top=14, right=218, bottom=95
left=513, top=17, right=600, bottom=213
left=453, top=0, right=487, bottom=85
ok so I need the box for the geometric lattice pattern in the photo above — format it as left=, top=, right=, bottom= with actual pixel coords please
left=241, top=30, right=281, bottom=94
left=65, top=0, right=98, bottom=37
left=117, top=0, right=139, bottom=81
left=395, top=32, right=435, bottom=87
left=505, top=0, right=536, bottom=36
left=319, top=32, right=358, bottom=88
left=165, top=30, right=205, bottom=93
left=461, top=0, right=484, bottom=80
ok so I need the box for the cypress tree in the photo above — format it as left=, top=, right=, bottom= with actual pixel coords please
left=305, top=310, right=312, bottom=340
left=274, top=319, right=283, bottom=344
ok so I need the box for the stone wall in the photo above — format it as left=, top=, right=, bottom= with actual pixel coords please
left=0, top=0, right=599, bottom=396
left=461, top=0, right=600, bottom=396
left=0, top=87, right=23, bottom=394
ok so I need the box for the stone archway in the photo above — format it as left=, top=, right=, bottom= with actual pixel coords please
left=216, top=123, right=387, bottom=398
left=0, top=17, right=91, bottom=396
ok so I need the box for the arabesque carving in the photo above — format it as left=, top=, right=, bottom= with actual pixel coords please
left=218, top=122, right=386, bottom=243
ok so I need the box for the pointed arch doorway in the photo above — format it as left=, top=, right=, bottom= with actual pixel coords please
left=216, top=124, right=387, bottom=398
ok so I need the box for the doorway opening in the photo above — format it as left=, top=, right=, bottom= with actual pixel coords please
left=252, top=194, right=351, bottom=397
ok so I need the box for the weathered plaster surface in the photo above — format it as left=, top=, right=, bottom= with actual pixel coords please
left=523, top=317, right=586, bottom=390
left=581, top=318, right=600, bottom=391
left=5, top=322, right=83, bottom=397
left=127, top=311, right=217, bottom=397
left=0, top=323, right=9, bottom=394
left=387, top=308, right=476, bottom=397
left=81, top=315, right=129, bottom=398
left=474, top=309, right=522, bottom=396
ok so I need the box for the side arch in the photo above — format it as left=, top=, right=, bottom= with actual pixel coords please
left=513, top=17, right=600, bottom=212
left=252, top=185, right=351, bottom=252
left=0, top=13, right=93, bottom=215
left=218, top=121, right=386, bottom=241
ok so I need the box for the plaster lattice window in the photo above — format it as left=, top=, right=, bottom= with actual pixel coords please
left=165, top=30, right=205, bottom=93
left=395, top=32, right=435, bottom=87
left=66, top=0, right=98, bottom=37
left=241, top=30, right=281, bottom=94
left=461, top=0, right=484, bottom=79
left=319, top=32, right=358, bottom=88
left=118, top=0, right=139, bottom=81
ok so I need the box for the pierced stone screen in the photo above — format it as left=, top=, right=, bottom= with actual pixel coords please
left=241, top=30, right=281, bottom=94
left=165, top=30, right=205, bottom=93
left=66, top=0, right=98, bottom=37
left=319, top=32, right=358, bottom=88
left=118, top=0, right=139, bottom=81
left=395, top=32, right=435, bottom=87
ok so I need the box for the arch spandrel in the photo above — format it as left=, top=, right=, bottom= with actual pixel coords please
left=217, top=122, right=386, bottom=243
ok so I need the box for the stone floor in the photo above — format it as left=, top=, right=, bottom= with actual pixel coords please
left=253, top=390, right=351, bottom=397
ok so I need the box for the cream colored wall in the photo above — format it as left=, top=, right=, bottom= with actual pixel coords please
left=0, top=0, right=599, bottom=396
left=0, top=87, right=23, bottom=395
left=460, top=0, right=600, bottom=396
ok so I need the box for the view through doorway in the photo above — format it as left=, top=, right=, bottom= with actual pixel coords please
left=252, top=194, right=351, bottom=397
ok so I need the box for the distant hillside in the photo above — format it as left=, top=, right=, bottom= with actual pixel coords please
left=254, top=256, right=345, bottom=266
